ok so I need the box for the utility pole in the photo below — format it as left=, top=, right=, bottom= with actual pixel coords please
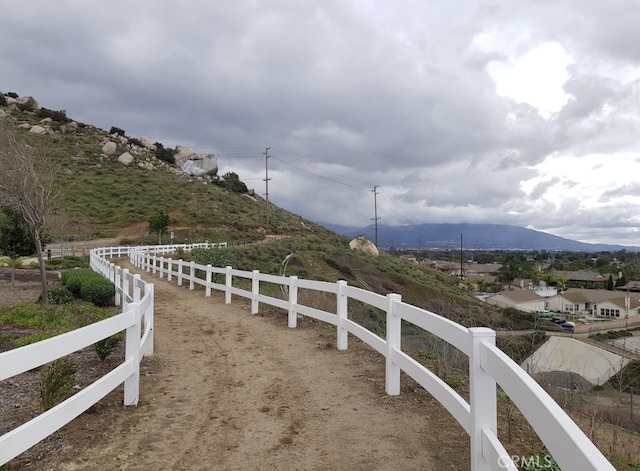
left=263, top=147, right=271, bottom=230
left=460, top=233, right=464, bottom=280
left=371, top=185, right=380, bottom=247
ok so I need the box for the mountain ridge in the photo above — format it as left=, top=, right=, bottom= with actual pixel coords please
left=320, top=222, right=640, bottom=252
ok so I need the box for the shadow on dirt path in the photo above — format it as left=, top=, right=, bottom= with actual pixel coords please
left=60, top=261, right=468, bottom=471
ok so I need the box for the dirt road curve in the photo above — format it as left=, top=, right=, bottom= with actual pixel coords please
left=60, top=262, right=468, bottom=471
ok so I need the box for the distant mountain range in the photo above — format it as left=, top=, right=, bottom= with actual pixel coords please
left=320, top=222, right=640, bottom=252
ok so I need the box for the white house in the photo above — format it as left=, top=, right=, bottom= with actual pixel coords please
left=486, top=290, right=546, bottom=313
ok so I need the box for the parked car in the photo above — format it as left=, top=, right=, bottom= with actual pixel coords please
left=561, top=321, right=576, bottom=329
left=552, top=318, right=567, bottom=324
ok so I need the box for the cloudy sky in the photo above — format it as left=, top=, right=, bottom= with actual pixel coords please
left=2, top=1, right=640, bottom=245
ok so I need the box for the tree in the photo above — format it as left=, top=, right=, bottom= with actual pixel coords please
left=0, top=131, right=61, bottom=303
left=497, top=254, right=535, bottom=288
left=0, top=206, right=37, bottom=286
left=148, top=210, right=171, bottom=244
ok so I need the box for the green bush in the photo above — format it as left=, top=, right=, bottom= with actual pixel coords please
left=95, top=333, right=123, bottom=361
left=154, top=143, right=176, bottom=165
left=40, top=357, right=78, bottom=410
left=128, top=137, right=143, bottom=147
left=6, top=92, right=18, bottom=98
left=61, top=269, right=115, bottom=306
left=80, top=280, right=115, bottom=307
left=0, top=93, right=6, bottom=106
left=109, top=126, right=125, bottom=136
left=37, top=107, right=70, bottom=122
left=46, top=256, right=89, bottom=270
left=47, top=287, right=75, bottom=304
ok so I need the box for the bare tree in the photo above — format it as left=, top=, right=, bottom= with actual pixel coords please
left=0, top=131, right=62, bottom=303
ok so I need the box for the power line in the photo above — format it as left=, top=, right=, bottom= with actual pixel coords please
left=271, top=155, right=370, bottom=191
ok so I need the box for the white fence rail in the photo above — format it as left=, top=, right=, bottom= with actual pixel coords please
left=2, top=242, right=616, bottom=470
left=0, top=247, right=155, bottom=466
left=127, top=244, right=614, bottom=471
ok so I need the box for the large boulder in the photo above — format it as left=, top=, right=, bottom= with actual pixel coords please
left=349, top=237, right=379, bottom=256
left=118, top=152, right=134, bottom=166
left=139, top=136, right=156, bottom=150
left=174, top=145, right=196, bottom=165
left=102, top=141, right=117, bottom=155
left=0, top=109, right=8, bottom=120
left=29, top=125, right=47, bottom=134
left=14, top=96, right=39, bottom=111
left=60, top=121, right=79, bottom=134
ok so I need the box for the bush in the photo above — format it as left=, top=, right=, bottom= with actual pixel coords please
left=47, top=287, right=75, bottom=304
left=46, top=256, right=89, bottom=270
left=128, top=137, right=143, bottom=147
left=61, top=269, right=115, bottom=306
left=0, top=93, right=6, bottom=106
left=6, top=92, right=18, bottom=98
left=109, top=126, right=125, bottom=136
left=217, top=172, right=248, bottom=193
left=37, top=107, right=70, bottom=122
left=154, top=142, right=176, bottom=165
left=80, top=280, right=115, bottom=307
left=40, top=357, right=78, bottom=410
left=95, top=333, right=123, bottom=361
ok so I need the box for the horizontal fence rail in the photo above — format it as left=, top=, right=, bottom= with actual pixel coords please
left=126, top=244, right=615, bottom=471
left=2, top=242, right=616, bottom=470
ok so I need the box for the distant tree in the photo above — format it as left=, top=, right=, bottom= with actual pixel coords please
left=0, top=131, right=61, bottom=303
left=0, top=206, right=37, bottom=286
left=497, top=254, right=535, bottom=288
left=616, top=273, right=627, bottom=288
left=606, top=274, right=615, bottom=290
left=109, top=126, right=125, bottom=137
left=219, top=172, right=248, bottom=193
left=148, top=210, right=171, bottom=244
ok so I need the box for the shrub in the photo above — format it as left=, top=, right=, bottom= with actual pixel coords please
left=37, top=107, right=70, bottom=122
left=6, top=92, right=18, bottom=98
left=109, top=126, right=125, bottom=136
left=46, top=256, right=89, bottom=270
left=61, top=268, right=115, bottom=306
left=154, top=142, right=176, bottom=165
left=80, top=281, right=115, bottom=307
left=95, top=333, right=123, bottom=361
left=128, top=137, right=143, bottom=147
left=217, top=172, right=248, bottom=193
left=0, top=93, right=6, bottom=106
left=40, top=357, right=78, bottom=410
left=47, top=287, right=75, bottom=304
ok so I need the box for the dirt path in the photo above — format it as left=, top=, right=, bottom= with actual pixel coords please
left=56, top=262, right=468, bottom=470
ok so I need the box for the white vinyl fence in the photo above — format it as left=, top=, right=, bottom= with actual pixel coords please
left=0, top=248, right=154, bottom=466
left=127, top=244, right=615, bottom=471
left=2, top=242, right=615, bottom=470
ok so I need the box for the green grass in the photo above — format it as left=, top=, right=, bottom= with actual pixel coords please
left=0, top=302, right=113, bottom=348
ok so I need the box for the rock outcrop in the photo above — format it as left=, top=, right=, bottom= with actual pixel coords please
left=349, top=237, right=379, bottom=256
left=118, top=152, right=134, bottom=166
left=102, top=141, right=117, bottom=155
left=174, top=146, right=218, bottom=177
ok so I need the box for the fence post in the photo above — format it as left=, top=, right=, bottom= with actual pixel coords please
left=159, top=257, right=164, bottom=279
left=122, top=268, right=130, bottom=311
left=189, top=261, right=195, bottom=291
left=225, top=266, right=232, bottom=304
left=206, top=265, right=212, bottom=297
left=288, top=276, right=298, bottom=328
left=133, top=274, right=141, bottom=303
left=251, top=270, right=259, bottom=314
left=385, top=293, right=402, bottom=395
left=124, top=304, right=141, bottom=406
left=151, top=255, right=156, bottom=275
left=145, top=284, right=155, bottom=356
left=115, top=267, right=122, bottom=307
left=336, top=281, right=348, bottom=350
left=177, top=259, right=183, bottom=286
left=167, top=258, right=173, bottom=281
left=469, top=327, right=497, bottom=471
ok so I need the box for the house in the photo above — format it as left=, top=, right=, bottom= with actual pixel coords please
left=616, top=281, right=640, bottom=292
left=549, top=270, right=616, bottom=289
left=545, top=288, right=640, bottom=318
left=486, top=290, right=546, bottom=313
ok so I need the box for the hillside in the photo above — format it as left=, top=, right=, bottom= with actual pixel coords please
left=0, top=94, right=532, bottom=334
